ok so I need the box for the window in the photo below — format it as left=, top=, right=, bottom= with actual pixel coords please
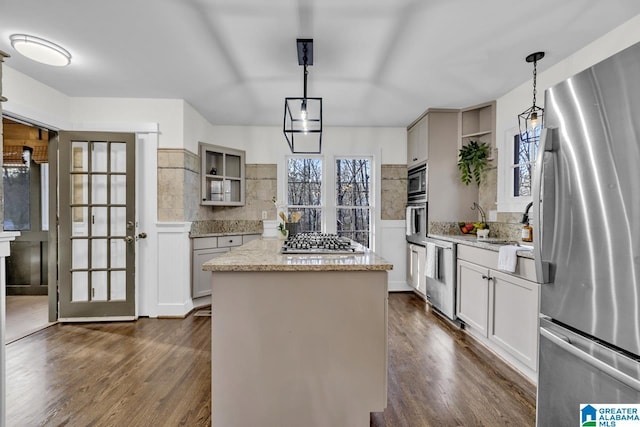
left=335, top=158, right=372, bottom=247
left=512, top=130, right=539, bottom=197
left=498, top=127, right=541, bottom=212
left=287, top=157, right=322, bottom=232
left=3, top=166, right=31, bottom=231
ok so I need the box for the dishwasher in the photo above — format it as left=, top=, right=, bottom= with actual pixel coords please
left=423, top=237, right=457, bottom=321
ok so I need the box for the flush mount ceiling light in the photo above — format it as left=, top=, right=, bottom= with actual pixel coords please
left=518, top=51, right=545, bottom=145
left=283, top=39, right=322, bottom=154
left=10, top=34, right=71, bottom=66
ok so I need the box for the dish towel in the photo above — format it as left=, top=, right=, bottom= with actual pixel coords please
left=497, top=245, right=521, bottom=273
left=425, top=242, right=437, bottom=279
left=405, top=206, right=415, bottom=236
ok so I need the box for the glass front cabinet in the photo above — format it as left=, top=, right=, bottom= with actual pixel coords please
left=199, top=143, right=245, bottom=206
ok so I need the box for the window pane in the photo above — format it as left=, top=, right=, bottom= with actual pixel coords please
left=337, top=208, right=370, bottom=247
left=336, top=159, right=371, bottom=206
left=292, top=208, right=322, bottom=233
left=287, top=158, right=322, bottom=206
left=3, top=166, right=30, bottom=231
left=512, top=133, right=539, bottom=197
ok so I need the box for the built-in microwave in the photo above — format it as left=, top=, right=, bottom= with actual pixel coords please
left=408, top=164, right=427, bottom=202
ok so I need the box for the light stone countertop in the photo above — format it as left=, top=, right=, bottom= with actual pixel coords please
left=190, top=231, right=262, bottom=238
left=202, top=238, right=394, bottom=272
left=427, top=233, right=535, bottom=259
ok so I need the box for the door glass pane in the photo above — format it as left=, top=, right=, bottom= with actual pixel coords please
left=72, top=271, right=89, bottom=302
left=72, top=174, right=88, bottom=206
left=92, top=239, right=107, bottom=269
left=72, top=239, right=88, bottom=269
left=92, top=271, right=107, bottom=301
left=111, top=271, right=126, bottom=301
left=91, top=142, right=108, bottom=172
left=91, top=174, right=108, bottom=204
left=110, top=142, right=126, bottom=173
left=111, top=239, right=126, bottom=269
left=92, top=207, right=108, bottom=236
left=72, top=207, right=89, bottom=235
left=110, top=207, right=126, bottom=236
left=110, top=175, right=126, bottom=204
left=72, top=141, right=88, bottom=172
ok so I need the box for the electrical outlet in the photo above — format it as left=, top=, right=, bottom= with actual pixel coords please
left=262, top=211, right=268, bottom=220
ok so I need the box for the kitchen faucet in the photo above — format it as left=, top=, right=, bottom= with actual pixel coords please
left=521, top=201, right=533, bottom=224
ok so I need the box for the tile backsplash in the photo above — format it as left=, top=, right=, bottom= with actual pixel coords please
left=429, top=221, right=524, bottom=241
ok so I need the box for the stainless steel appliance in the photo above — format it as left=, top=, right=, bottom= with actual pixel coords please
left=407, top=164, right=427, bottom=202
left=534, top=42, right=640, bottom=426
left=406, top=201, right=427, bottom=245
left=280, top=232, right=365, bottom=254
left=423, top=237, right=457, bottom=321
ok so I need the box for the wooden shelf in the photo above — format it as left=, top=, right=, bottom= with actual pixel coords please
left=462, top=130, right=492, bottom=139
left=459, top=101, right=496, bottom=151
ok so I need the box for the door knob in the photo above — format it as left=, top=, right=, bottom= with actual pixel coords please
left=124, top=236, right=134, bottom=243
left=138, top=232, right=148, bottom=239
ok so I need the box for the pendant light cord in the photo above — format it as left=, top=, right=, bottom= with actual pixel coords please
left=302, top=43, right=308, bottom=99
left=532, top=58, right=538, bottom=109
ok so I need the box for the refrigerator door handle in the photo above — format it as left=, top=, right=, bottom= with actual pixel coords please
left=533, top=127, right=555, bottom=283
left=540, top=326, right=640, bottom=392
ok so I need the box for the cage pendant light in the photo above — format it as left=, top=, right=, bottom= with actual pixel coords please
left=284, top=39, right=323, bottom=154
left=518, top=51, right=545, bottom=145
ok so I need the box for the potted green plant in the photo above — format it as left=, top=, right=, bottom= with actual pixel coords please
left=457, top=140, right=490, bottom=186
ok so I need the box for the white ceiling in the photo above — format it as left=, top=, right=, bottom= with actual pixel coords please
left=1, top=0, right=639, bottom=127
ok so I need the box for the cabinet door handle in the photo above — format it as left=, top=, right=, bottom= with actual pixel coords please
left=482, top=274, right=494, bottom=281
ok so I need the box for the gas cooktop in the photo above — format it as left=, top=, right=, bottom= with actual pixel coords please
left=280, top=233, right=365, bottom=254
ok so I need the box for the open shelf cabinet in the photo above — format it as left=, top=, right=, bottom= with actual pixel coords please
left=200, top=142, right=245, bottom=206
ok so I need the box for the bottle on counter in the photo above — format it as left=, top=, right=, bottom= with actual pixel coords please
left=521, top=223, right=533, bottom=242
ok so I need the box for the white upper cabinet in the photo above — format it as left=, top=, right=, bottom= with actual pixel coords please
left=407, top=115, right=428, bottom=168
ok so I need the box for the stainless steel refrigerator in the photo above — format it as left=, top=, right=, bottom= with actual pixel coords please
left=534, top=42, right=640, bottom=426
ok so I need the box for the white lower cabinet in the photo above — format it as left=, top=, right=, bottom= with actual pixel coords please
left=406, top=243, right=426, bottom=296
left=193, top=247, right=230, bottom=298
left=489, top=270, right=539, bottom=370
left=456, top=260, right=489, bottom=336
left=191, top=234, right=259, bottom=298
left=456, top=245, right=540, bottom=380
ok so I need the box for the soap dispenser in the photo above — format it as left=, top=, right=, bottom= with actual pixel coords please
left=521, top=222, right=533, bottom=242
left=521, top=202, right=533, bottom=243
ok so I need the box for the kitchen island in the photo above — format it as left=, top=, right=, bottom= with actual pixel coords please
left=203, top=238, right=393, bottom=427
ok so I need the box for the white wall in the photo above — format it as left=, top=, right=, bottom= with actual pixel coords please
left=3, top=66, right=71, bottom=128
left=70, top=97, right=184, bottom=148
left=496, top=14, right=640, bottom=211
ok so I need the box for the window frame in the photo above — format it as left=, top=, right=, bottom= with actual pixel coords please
left=284, top=155, right=325, bottom=233
left=334, top=156, right=373, bottom=248
left=497, top=126, right=540, bottom=213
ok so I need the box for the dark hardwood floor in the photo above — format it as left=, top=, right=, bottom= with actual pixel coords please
left=371, top=293, right=536, bottom=426
left=6, top=293, right=535, bottom=426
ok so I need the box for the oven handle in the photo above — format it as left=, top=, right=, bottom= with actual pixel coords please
left=423, top=240, right=453, bottom=250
